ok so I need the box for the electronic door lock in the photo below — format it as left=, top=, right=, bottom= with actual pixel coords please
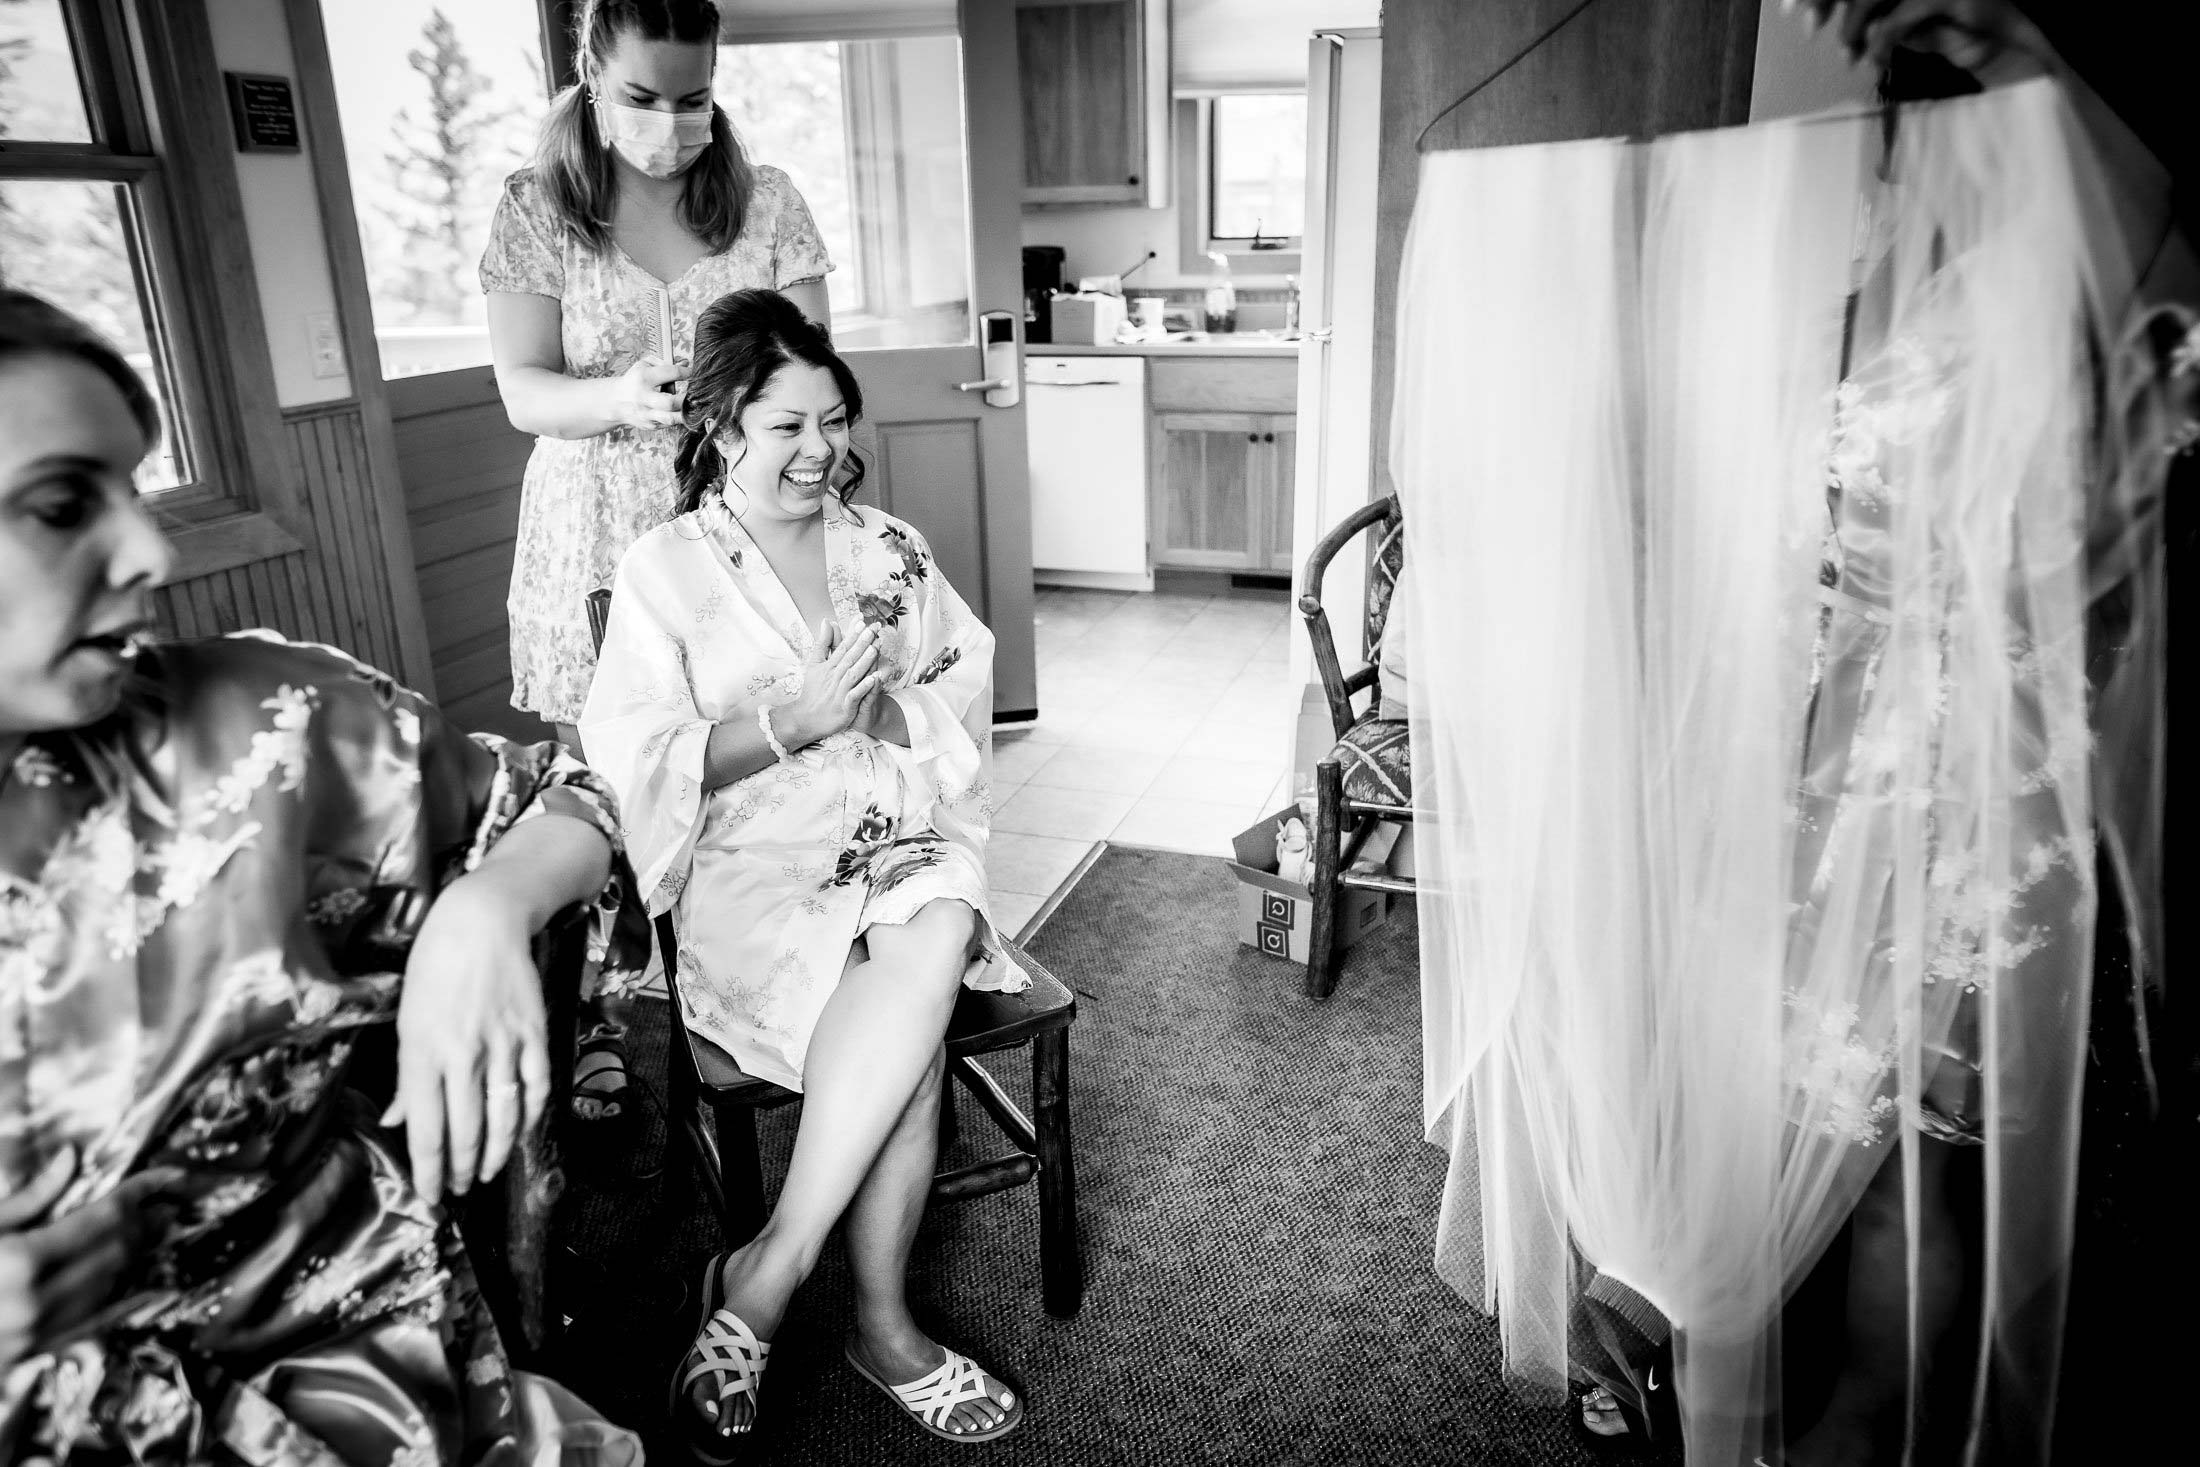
left=968, top=310, right=1020, bottom=409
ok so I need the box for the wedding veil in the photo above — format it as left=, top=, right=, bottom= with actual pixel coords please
left=1399, top=79, right=2150, bottom=1464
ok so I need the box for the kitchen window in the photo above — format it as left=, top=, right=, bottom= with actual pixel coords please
left=0, top=0, right=290, bottom=533
left=1206, top=92, right=1305, bottom=249
left=1174, top=91, right=1303, bottom=272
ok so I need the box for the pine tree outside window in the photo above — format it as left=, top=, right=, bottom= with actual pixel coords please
left=320, top=0, right=547, bottom=380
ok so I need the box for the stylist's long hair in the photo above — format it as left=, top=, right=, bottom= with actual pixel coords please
left=534, top=0, right=754, bottom=253
left=674, top=289, right=868, bottom=517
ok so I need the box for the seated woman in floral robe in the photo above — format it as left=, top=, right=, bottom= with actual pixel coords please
left=0, top=292, right=645, bottom=1464
left=581, top=289, right=1026, bottom=1459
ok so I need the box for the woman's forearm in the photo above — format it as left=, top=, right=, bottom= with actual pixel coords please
left=456, top=811, right=613, bottom=931
left=702, top=711, right=788, bottom=793
left=496, top=364, right=626, bottom=440
left=860, top=692, right=910, bottom=748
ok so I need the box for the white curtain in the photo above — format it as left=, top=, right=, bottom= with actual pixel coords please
left=1400, top=78, right=2159, bottom=1464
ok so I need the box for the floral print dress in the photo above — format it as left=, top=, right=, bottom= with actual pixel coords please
left=479, top=164, right=833, bottom=723
left=0, top=633, right=648, bottom=1466
left=580, top=500, right=1027, bottom=1091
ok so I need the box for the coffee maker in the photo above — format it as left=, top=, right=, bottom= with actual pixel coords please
left=1022, top=245, right=1066, bottom=345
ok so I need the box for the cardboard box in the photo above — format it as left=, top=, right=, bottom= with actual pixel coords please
left=1046, top=291, right=1125, bottom=345
left=1226, top=807, right=1391, bottom=964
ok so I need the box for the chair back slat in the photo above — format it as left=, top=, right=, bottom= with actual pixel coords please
left=1362, top=507, right=1407, bottom=715
left=585, top=586, right=613, bottom=654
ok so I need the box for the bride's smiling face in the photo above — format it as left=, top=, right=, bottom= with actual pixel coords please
left=721, top=362, right=852, bottom=524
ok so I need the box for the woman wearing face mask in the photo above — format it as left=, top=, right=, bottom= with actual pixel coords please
left=483, top=0, right=832, bottom=1130
left=0, top=289, right=649, bottom=1465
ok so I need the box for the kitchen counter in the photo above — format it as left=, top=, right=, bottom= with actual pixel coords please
left=1027, top=336, right=1301, bottom=358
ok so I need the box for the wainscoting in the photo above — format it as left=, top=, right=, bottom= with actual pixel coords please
left=386, top=365, right=538, bottom=741
left=151, top=401, right=413, bottom=677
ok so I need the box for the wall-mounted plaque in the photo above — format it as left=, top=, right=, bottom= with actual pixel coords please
left=225, top=72, right=301, bottom=154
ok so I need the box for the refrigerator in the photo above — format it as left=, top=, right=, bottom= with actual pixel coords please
left=1289, top=27, right=1384, bottom=698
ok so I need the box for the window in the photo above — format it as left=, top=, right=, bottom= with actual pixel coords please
left=1206, top=92, right=1305, bottom=252
left=320, top=0, right=548, bottom=379
left=717, top=36, right=971, bottom=352
left=1, top=0, right=204, bottom=493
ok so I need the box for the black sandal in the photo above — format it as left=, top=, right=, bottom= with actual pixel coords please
left=571, top=1023, right=634, bottom=1125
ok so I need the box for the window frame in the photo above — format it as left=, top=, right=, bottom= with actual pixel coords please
left=1178, top=91, right=1305, bottom=276
left=1, top=0, right=306, bottom=578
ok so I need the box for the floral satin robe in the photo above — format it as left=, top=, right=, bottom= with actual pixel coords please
left=580, top=500, right=1026, bottom=1092
left=0, top=633, right=646, bottom=1466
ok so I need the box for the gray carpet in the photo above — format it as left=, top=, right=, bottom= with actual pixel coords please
left=549, top=845, right=1665, bottom=1465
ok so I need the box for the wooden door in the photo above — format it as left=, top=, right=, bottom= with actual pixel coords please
left=788, top=0, right=1039, bottom=717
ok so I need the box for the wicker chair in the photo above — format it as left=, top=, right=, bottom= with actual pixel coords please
left=1296, top=493, right=1415, bottom=1000
left=584, top=587, right=1085, bottom=1317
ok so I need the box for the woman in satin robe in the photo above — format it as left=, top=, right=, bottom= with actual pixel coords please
left=581, top=289, right=1025, bottom=1458
left=0, top=290, right=646, bottom=1465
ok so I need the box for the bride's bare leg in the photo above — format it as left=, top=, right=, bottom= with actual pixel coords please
left=842, top=1034, right=1017, bottom=1436
left=685, top=899, right=974, bottom=1434
left=1791, top=1137, right=1962, bottom=1467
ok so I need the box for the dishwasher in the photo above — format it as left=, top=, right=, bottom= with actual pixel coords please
left=1025, top=354, right=1151, bottom=591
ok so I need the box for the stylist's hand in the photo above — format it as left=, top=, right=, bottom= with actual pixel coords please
left=608, top=356, right=686, bottom=431
left=0, top=1148, right=184, bottom=1371
left=384, top=876, right=550, bottom=1201
left=777, top=620, right=882, bottom=748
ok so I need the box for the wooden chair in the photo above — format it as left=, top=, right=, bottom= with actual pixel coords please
left=1297, top=493, right=1417, bottom=1000
left=585, top=587, right=1085, bottom=1318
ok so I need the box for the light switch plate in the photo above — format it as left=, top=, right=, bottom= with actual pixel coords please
left=305, top=311, right=344, bottom=379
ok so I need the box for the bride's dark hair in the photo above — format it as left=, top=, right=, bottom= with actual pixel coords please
left=672, top=289, right=867, bottom=517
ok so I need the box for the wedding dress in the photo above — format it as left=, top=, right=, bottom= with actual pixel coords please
left=1396, top=78, right=2183, bottom=1465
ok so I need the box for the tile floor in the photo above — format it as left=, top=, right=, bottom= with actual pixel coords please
left=987, top=582, right=1302, bottom=940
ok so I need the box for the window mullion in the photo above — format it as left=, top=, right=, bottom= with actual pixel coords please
left=65, top=0, right=157, bottom=153
left=0, top=150, right=159, bottom=181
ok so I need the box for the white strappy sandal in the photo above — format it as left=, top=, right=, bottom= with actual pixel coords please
left=843, top=1342, right=1025, bottom=1442
left=671, top=1259, right=771, bottom=1466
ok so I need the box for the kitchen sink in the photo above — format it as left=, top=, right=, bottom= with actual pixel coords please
left=1170, top=329, right=1301, bottom=343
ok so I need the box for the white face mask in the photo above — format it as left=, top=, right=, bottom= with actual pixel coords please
left=596, top=98, right=712, bottom=179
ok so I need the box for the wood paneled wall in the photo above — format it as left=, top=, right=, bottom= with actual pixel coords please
left=1370, top=0, right=1761, bottom=497
left=152, top=401, right=411, bottom=674
left=387, top=366, right=541, bottom=743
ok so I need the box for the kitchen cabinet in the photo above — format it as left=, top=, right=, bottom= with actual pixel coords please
left=1017, top=0, right=1163, bottom=207
left=1151, top=412, right=1296, bottom=572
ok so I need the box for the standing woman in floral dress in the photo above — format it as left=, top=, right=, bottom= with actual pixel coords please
left=483, top=0, right=832, bottom=1122
left=484, top=0, right=831, bottom=742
